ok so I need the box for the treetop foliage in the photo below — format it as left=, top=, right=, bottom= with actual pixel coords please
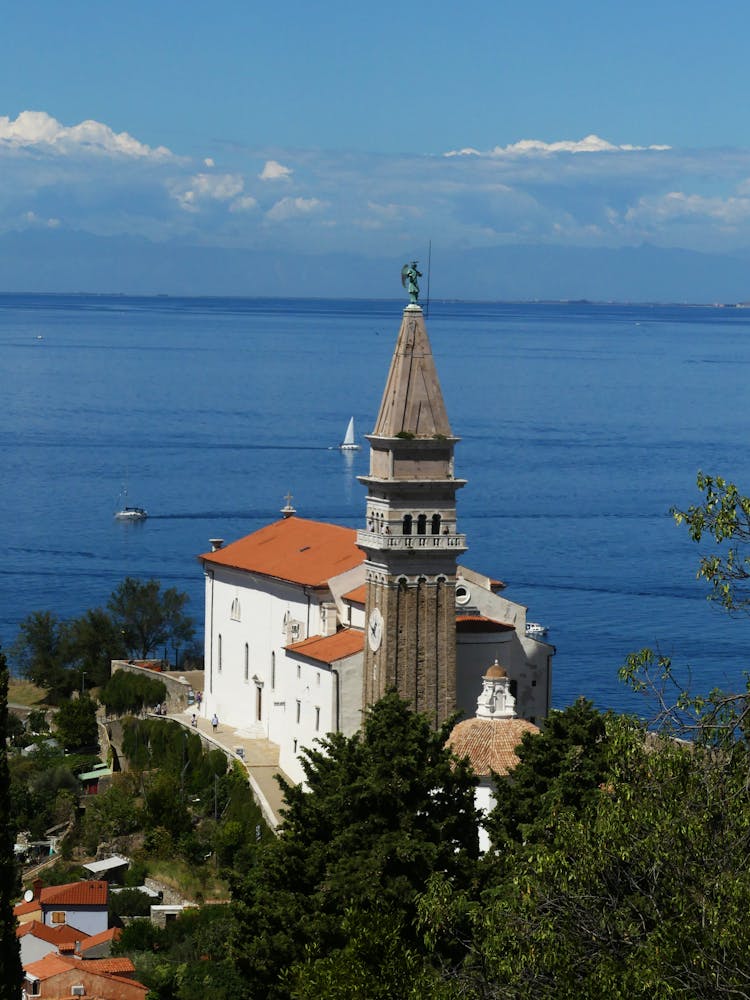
left=672, top=471, right=750, bottom=613
left=9, top=577, right=196, bottom=701
left=232, top=691, right=480, bottom=999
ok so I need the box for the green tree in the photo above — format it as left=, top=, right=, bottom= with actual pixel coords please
left=107, top=577, right=195, bottom=660
left=65, top=607, right=126, bottom=688
left=232, top=691, right=480, bottom=999
left=486, top=697, right=611, bottom=848
left=0, top=654, right=23, bottom=997
left=100, top=669, right=166, bottom=716
left=54, top=694, right=99, bottom=751
left=672, top=471, right=750, bottom=612
left=10, top=611, right=75, bottom=702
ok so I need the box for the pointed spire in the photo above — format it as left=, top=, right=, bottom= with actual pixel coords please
left=372, top=305, right=453, bottom=438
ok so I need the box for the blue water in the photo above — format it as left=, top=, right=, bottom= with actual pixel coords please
left=2, top=293, right=750, bottom=717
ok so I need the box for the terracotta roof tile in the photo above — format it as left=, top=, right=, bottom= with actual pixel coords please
left=17, top=920, right=84, bottom=945
left=455, top=615, right=515, bottom=632
left=448, top=717, right=539, bottom=777
left=24, top=953, right=73, bottom=980
left=40, top=880, right=108, bottom=908
left=77, top=926, right=122, bottom=953
left=286, top=630, right=364, bottom=664
left=343, top=584, right=366, bottom=604
left=200, top=517, right=364, bottom=587
left=78, top=956, right=135, bottom=975
left=13, top=899, right=41, bottom=917
left=24, top=952, right=137, bottom=981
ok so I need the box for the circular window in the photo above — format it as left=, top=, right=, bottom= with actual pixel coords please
left=455, top=584, right=471, bottom=606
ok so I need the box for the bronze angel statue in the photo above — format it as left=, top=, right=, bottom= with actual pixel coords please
left=401, top=261, right=422, bottom=304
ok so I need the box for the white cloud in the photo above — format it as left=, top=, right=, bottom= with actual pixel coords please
left=23, top=210, right=60, bottom=228
left=0, top=110, right=172, bottom=159
left=229, top=195, right=258, bottom=213
left=266, top=196, right=325, bottom=221
left=260, top=159, right=293, bottom=180
left=204, top=157, right=215, bottom=167
left=444, top=134, right=672, bottom=158
left=626, top=190, right=750, bottom=225
left=172, top=172, right=245, bottom=211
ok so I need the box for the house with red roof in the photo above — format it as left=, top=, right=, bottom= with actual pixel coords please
left=39, top=881, right=109, bottom=937
left=199, top=299, right=553, bottom=786
left=17, top=920, right=85, bottom=967
left=23, top=952, right=146, bottom=1000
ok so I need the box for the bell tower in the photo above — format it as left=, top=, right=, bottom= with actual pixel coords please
left=357, top=286, right=467, bottom=726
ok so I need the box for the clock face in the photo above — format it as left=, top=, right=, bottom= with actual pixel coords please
left=368, top=607, right=384, bottom=651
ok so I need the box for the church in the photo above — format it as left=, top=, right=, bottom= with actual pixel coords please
left=199, top=283, right=554, bottom=786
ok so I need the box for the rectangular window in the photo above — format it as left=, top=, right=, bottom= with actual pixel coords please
left=271, top=652, right=276, bottom=690
left=315, top=706, right=320, bottom=731
left=218, top=634, right=222, bottom=673
left=296, top=700, right=301, bottom=724
left=293, top=739, right=298, bottom=753
left=244, top=644, right=249, bottom=681
left=51, top=911, right=65, bottom=924
left=297, top=664, right=301, bottom=680
left=28, top=981, right=41, bottom=998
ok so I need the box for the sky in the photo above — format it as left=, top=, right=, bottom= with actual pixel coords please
left=3, top=0, right=750, bottom=293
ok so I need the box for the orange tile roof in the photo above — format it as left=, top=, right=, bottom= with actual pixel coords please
left=24, top=952, right=138, bottom=981
left=78, top=926, right=122, bottom=953
left=286, top=629, right=364, bottom=664
left=455, top=615, right=515, bottom=632
left=17, top=920, right=84, bottom=945
left=14, top=899, right=41, bottom=917
left=343, top=584, right=366, bottom=604
left=200, top=517, right=364, bottom=587
left=448, top=717, right=539, bottom=777
left=78, top=956, right=135, bottom=975
left=24, top=953, right=74, bottom=980
left=40, top=880, right=108, bottom=908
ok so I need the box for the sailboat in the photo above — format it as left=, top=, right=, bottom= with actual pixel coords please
left=339, top=416, right=361, bottom=451
left=114, top=485, right=148, bottom=521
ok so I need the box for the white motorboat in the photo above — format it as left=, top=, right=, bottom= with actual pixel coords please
left=115, top=486, right=147, bottom=521
left=525, top=621, right=547, bottom=637
left=339, top=416, right=361, bottom=451
left=115, top=505, right=148, bottom=521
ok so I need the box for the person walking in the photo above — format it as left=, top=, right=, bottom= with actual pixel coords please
left=211, top=713, right=219, bottom=733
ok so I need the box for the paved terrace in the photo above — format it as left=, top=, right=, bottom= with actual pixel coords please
left=163, top=709, right=290, bottom=830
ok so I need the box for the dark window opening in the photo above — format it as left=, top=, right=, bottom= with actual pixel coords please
left=417, top=514, right=427, bottom=535
left=403, top=514, right=412, bottom=535
left=431, top=513, right=441, bottom=535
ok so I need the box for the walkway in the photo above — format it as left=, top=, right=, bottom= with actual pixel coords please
left=166, top=709, right=290, bottom=830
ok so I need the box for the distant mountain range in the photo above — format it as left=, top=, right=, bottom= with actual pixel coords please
left=0, top=228, right=748, bottom=303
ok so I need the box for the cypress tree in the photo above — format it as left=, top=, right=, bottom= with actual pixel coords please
left=0, top=651, right=22, bottom=997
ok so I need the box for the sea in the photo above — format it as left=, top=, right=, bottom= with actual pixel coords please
left=2, top=293, right=750, bottom=718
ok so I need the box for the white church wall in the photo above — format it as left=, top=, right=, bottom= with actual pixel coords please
left=276, top=655, right=334, bottom=784
left=476, top=779, right=496, bottom=854
left=203, top=566, right=322, bottom=735
left=334, top=652, right=364, bottom=736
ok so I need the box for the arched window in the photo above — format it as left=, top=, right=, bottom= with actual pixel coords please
left=431, top=513, right=441, bottom=535
left=256, top=683, right=262, bottom=721
left=244, top=643, right=249, bottom=681
left=230, top=597, right=241, bottom=621
left=417, top=514, right=427, bottom=535
left=403, top=514, right=413, bottom=535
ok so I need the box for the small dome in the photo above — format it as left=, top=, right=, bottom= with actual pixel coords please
left=484, top=659, right=507, bottom=679
left=448, top=717, right=539, bottom=777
